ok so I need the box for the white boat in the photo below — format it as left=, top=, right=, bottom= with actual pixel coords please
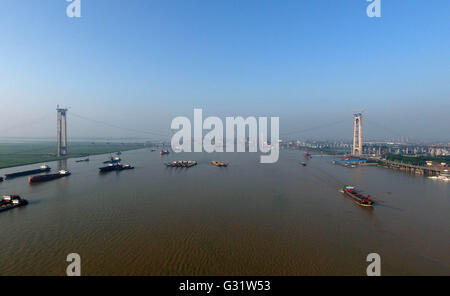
left=438, top=170, right=450, bottom=181
left=430, top=170, right=450, bottom=182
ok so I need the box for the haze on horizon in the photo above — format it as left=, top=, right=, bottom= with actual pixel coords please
left=0, top=1, right=449, bottom=142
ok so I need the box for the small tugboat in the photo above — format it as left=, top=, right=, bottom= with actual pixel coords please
left=342, top=186, right=374, bottom=207
left=121, top=164, right=134, bottom=170
left=160, top=150, right=170, bottom=156
left=29, top=170, right=71, bottom=183
left=166, top=161, right=197, bottom=168
left=5, top=165, right=51, bottom=179
left=0, top=195, right=28, bottom=213
left=211, top=161, right=228, bottom=167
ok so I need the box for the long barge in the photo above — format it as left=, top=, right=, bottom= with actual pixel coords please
left=76, top=158, right=89, bottom=163
left=342, top=186, right=374, bottom=207
left=99, top=163, right=134, bottom=173
left=28, top=170, right=71, bottom=183
left=166, top=160, right=197, bottom=168
left=211, top=161, right=228, bottom=167
left=5, top=165, right=51, bottom=179
left=0, top=195, right=28, bottom=213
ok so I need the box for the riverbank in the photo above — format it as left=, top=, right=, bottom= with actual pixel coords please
left=0, top=142, right=147, bottom=169
left=365, top=158, right=447, bottom=177
left=282, top=147, right=349, bottom=156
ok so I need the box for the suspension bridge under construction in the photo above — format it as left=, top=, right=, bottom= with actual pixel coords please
left=0, top=106, right=445, bottom=173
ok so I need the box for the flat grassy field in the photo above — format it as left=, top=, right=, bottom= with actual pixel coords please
left=0, top=142, right=146, bottom=169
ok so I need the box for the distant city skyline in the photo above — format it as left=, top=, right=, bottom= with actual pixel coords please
left=1, top=1, right=449, bottom=141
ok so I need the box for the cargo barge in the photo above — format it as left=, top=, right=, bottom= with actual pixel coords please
left=28, top=170, right=71, bottom=183
left=76, top=158, right=89, bottom=163
left=342, top=186, right=374, bottom=207
left=5, top=165, right=51, bottom=179
left=0, top=195, right=28, bottom=213
left=166, top=161, right=197, bottom=168
left=99, top=163, right=134, bottom=173
left=211, top=161, right=228, bottom=167
left=99, top=163, right=122, bottom=172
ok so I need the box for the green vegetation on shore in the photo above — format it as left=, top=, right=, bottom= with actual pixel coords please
left=384, top=154, right=450, bottom=166
left=0, top=142, right=147, bottom=169
left=288, top=146, right=350, bottom=155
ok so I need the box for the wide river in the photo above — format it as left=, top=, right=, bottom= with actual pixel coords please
left=0, top=149, right=448, bottom=275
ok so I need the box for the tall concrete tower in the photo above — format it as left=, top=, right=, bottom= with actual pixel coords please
left=352, top=112, right=363, bottom=156
left=57, top=106, right=68, bottom=157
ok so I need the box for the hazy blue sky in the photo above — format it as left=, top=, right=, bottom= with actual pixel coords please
left=0, top=0, right=449, bottom=141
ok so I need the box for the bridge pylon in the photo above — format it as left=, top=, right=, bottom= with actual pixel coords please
left=57, top=105, right=68, bottom=157
left=352, top=112, right=363, bottom=156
